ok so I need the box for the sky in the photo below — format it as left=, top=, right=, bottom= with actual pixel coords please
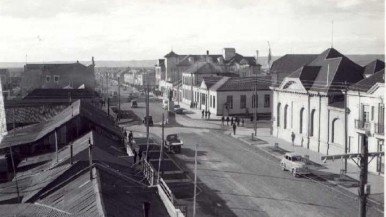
left=0, top=0, right=384, bottom=62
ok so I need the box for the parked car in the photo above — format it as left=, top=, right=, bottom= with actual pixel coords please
left=164, top=134, right=183, bottom=153
left=173, top=104, right=180, bottom=109
left=143, top=115, right=154, bottom=126
left=280, top=153, right=310, bottom=177
left=131, top=100, right=138, bottom=108
left=174, top=108, right=184, bottom=114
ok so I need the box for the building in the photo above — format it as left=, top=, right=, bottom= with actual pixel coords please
left=347, top=69, right=384, bottom=174
left=272, top=48, right=365, bottom=154
left=362, top=59, right=385, bottom=78
left=201, top=76, right=272, bottom=117
left=155, top=59, right=166, bottom=87
left=20, top=57, right=96, bottom=96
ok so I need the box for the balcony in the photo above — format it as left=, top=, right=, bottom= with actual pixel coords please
left=375, top=123, right=384, bottom=135
left=355, top=119, right=371, bottom=131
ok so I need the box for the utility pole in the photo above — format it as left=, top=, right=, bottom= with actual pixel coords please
left=118, top=77, right=121, bottom=112
left=145, top=78, right=150, bottom=161
left=157, top=113, right=164, bottom=184
left=254, top=86, right=257, bottom=136
left=344, top=82, right=348, bottom=173
left=193, top=143, right=198, bottom=217
left=359, top=136, right=368, bottom=217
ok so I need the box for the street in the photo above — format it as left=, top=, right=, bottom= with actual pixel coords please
left=123, top=100, right=382, bottom=217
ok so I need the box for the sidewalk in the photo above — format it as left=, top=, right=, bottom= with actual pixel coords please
left=226, top=126, right=384, bottom=207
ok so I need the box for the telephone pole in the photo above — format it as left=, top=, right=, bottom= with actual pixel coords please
left=145, top=78, right=150, bottom=161
left=157, top=113, right=164, bottom=184
left=193, top=143, right=198, bottom=217
left=344, top=82, right=348, bottom=173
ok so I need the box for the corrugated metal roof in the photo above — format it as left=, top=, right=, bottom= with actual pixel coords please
left=0, top=203, right=77, bottom=217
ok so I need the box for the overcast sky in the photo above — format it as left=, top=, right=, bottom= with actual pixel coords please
left=0, top=0, right=384, bottom=62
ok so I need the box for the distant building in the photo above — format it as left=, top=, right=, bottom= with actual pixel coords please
left=20, top=57, right=96, bottom=96
left=201, top=76, right=272, bottom=116
left=155, top=59, right=165, bottom=87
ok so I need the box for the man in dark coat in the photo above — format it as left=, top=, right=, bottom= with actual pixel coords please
left=232, top=123, right=237, bottom=135
left=226, top=116, right=230, bottom=126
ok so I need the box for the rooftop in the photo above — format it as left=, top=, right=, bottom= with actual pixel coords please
left=349, top=69, right=385, bottom=92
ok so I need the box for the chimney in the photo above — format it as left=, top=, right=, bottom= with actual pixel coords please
left=255, top=50, right=259, bottom=63
left=92, top=57, right=95, bottom=66
left=143, top=201, right=151, bottom=217
left=89, top=137, right=93, bottom=180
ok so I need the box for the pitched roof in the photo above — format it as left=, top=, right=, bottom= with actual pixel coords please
left=164, top=51, right=178, bottom=58
left=201, top=76, right=223, bottom=89
left=270, top=54, right=318, bottom=75
left=287, top=66, right=321, bottom=89
left=349, top=69, right=385, bottom=92
left=177, top=54, right=223, bottom=66
left=363, top=59, right=385, bottom=76
left=25, top=62, right=88, bottom=71
left=1, top=100, right=121, bottom=148
left=212, top=76, right=272, bottom=92
left=0, top=203, right=78, bottom=217
left=225, top=53, right=258, bottom=66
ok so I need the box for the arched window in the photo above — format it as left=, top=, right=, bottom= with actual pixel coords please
left=299, top=108, right=304, bottom=134
left=277, top=103, right=281, bottom=127
left=331, top=118, right=338, bottom=143
left=310, top=109, right=316, bottom=137
left=284, top=104, right=289, bottom=129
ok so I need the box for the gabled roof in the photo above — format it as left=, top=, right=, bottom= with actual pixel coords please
left=23, top=88, right=100, bottom=101
left=363, top=59, right=385, bottom=76
left=349, top=69, right=385, bottom=92
left=211, top=76, right=272, bottom=92
left=164, top=50, right=178, bottom=58
left=225, top=53, right=258, bottom=66
left=1, top=100, right=121, bottom=148
left=177, top=54, right=223, bottom=66
left=270, top=54, right=318, bottom=75
left=201, top=76, right=223, bottom=89
left=287, top=66, right=320, bottom=89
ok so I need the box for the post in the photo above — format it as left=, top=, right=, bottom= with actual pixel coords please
left=344, top=84, right=348, bottom=173
left=12, top=108, right=15, bottom=133
left=254, top=87, right=257, bottom=136
left=89, top=138, right=93, bottom=180
left=9, top=146, right=20, bottom=203
left=145, top=81, right=150, bottom=161
left=55, top=128, right=59, bottom=163
left=359, top=135, right=368, bottom=217
left=143, top=201, right=150, bottom=217
left=157, top=114, right=164, bottom=183
left=107, top=98, right=110, bottom=116
left=193, top=144, right=198, bottom=217
left=118, top=77, right=121, bottom=112
left=70, top=144, right=73, bottom=165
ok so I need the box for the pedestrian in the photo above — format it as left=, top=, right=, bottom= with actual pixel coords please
left=241, top=118, right=244, bottom=127
left=133, top=149, right=137, bottom=164
left=208, top=111, right=211, bottom=119
left=138, top=150, right=143, bottom=164
left=226, top=116, right=229, bottom=126
left=232, top=123, right=237, bottom=135
left=236, top=117, right=240, bottom=126
left=202, top=109, right=205, bottom=118
left=128, top=131, right=133, bottom=143
left=291, top=132, right=295, bottom=146
left=231, top=117, right=234, bottom=125
left=221, top=116, right=224, bottom=125
left=205, top=111, right=208, bottom=119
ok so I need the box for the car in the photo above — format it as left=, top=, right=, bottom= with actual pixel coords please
left=131, top=100, right=138, bottom=108
left=280, top=153, right=310, bottom=177
left=164, top=134, right=183, bottom=153
left=143, top=115, right=154, bottom=126
left=173, top=104, right=180, bottom=109
left=174, top=108, right=184, bottom=114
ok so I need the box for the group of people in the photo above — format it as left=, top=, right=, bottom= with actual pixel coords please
left=221, top=116, right=244, bottom=127
left=201, top=109, right=211, bottom=119
left=127, top=130, right=144, bottom=164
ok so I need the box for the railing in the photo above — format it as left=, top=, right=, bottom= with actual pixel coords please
left=143, top=159, right=155, bottom=186
left=159, top=177, right=175, bottom=205
left=355, top=119, right=371, bottom=131
left=375, top=123, right=384, bottom=135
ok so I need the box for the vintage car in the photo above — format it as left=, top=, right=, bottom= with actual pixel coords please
left=143, top=115, right=154, bottom=126
left=164, top=134, right=183, bottom=153
left=131, top=100, right=138, bottom=108
left=280, top=153, right=310, bottom=177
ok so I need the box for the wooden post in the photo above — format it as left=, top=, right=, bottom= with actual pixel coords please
left=89, top=138, right=93, bottom=180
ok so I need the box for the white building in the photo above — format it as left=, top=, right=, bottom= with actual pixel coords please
left=347, top=69, right=384, bottom=174
left=272, top=48, right=365, bottom=154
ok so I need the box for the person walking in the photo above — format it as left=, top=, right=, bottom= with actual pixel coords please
left=226, top=116, right=229, bottom=126
left=202, top=109, right=205, bottom=118
left=133, top=149, right=137, bottom=164
left=236, top=117, right=240, bottom=126
left=241, top=118, right=244, bottom=127
left=128, top=131, right=133, bottom=144
left=221, top=116, right=225, bottom=125
left=291, top=132, right=295, bottom=146
left=232, top=123, right=237, bottom=135
left=231, top=117, right=234, bottom=125
left=138, top=150, right=143, bottom=164
left=205, top=110, right=208, bottom=119
left=208, top=111, right=211, bottom=119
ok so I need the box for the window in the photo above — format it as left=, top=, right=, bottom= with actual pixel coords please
left=362, top=104, right=370, bottom=122
left=371, top=106, right=374, bottom=121
left=227, top=95, right=233, bottom=109
left=284, top=105, right=288, bottom=129
left=54, top=75, right=59, bottom=83
left=46, top=75, right=51, bottom=83
left=264, top=94, right=270, bottom=108
left=331, top=118, right=338, bottom=143
left=240, top=95, right=246, bottom=109
left=277, top=103, right=281, bottom=127
left=213, top=96, right=216, bottom=108
left=299, top=108, right=304, bottom=134
left=210, top=96, right=212, bottom=107
left=252, top=95, right=258, bottom=108
left=310, top=109, right=316, bottom=136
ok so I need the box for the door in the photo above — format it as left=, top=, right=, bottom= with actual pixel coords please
left=377, top=139, right=384, bottom=174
